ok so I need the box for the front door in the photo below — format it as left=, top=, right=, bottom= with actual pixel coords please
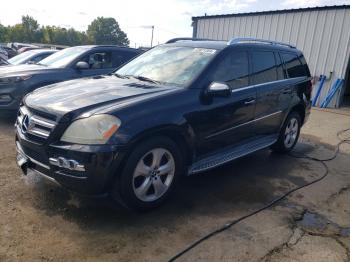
left=191, top=49, right=257, bottom=156
left=74, top=51, right=115, bottom=78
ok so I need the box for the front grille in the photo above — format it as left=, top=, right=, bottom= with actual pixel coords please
left=17, top=106, right=57, bottom=141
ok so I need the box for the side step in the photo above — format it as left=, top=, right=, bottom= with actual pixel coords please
left=188, top=135, right=278, bottom=175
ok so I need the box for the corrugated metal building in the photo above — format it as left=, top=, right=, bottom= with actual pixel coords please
left=192, top=5, right=350, bottom=108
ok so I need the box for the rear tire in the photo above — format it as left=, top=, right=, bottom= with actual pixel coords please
left=111, top=136, right=184, bottom=211
left=271, top=111, right=301, bottom=153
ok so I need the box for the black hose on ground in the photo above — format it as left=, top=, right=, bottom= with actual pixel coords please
left=168, top=128, right=350, bottom=262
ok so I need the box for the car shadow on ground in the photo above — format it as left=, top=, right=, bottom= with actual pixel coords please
left=21, top=136, right=328, bottom=233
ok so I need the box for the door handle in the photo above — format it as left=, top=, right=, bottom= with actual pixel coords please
left=244, top=99, right=256, bottom=105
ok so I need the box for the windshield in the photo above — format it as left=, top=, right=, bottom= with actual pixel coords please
left=38, top=46, right=88, bottom=68
left=116, top=46, right=217, bottom=87
left=8, top=51, right=37, bottom=65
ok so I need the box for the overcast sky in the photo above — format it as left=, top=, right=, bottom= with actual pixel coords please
left=1, top=0, right=350, bottom=47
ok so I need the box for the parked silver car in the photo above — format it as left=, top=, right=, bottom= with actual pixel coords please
left=7, top=49, right=57, bottom=66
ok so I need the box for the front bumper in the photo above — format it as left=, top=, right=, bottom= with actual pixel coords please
left=0, top=82, right=27, bottom=111
left=15, top=128, right=126, bottom=195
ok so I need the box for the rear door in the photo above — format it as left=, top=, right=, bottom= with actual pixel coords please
left=251, top=50, right=287, bottom=136
left=194, top=48, right=257, bottom=155
left=280, top=52, right=311, bottom=99
left=280, top=52, right=312, bottom=117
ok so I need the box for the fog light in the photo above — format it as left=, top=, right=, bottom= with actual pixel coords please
left=0, top=94, right=12, bottom=103
left=49, top=157, right=85, bottom=171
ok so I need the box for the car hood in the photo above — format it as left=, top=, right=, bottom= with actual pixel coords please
left=25, top=75, right=177, bottom=119
left=0, top=64, right=58, bottom=76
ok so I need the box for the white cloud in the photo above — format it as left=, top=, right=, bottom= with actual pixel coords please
left=281, top=0, right=321, bottom=6
left=281, top=0, right=350, bottom=6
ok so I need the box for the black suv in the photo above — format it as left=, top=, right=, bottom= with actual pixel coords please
left=0, top=45, right=142, bottom=112
left=15, top=38, right=312, bottom=210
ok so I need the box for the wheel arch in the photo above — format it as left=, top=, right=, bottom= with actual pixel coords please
left=123, top=124, right=196, bottom=167
left=279, top=103, right=306, bottom=133
left=289, top=103, right=306, bottom=125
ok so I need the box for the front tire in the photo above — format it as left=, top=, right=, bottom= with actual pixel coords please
left=112, top=136, right=184, bottom=211
left=271, top=111, right=301, bottom=153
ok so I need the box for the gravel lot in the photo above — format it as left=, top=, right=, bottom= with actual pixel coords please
left=0, top=109, right=349, bottom=262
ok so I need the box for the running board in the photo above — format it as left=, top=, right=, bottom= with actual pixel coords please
left=188, top=135, right=278, bottom=175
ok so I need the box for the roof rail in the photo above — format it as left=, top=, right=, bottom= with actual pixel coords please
left=165, top=37, right=215, bottom=44
left=228, top=37, right=296, bottom=48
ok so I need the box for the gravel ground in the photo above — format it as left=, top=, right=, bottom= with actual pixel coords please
left=0, top=109, right=349, bottom=262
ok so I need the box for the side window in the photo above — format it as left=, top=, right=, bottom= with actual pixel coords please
left=112, top=51, right=138, bottom=67
left=81, top=51, right=113, bottom=69
left=31, top=53, right=50, bottom=63
left=275, top=52, right=285, bottom=80
left=281, top=53, right=306, bottom=78
left=251, top=51, right=277, bottom=85
left=299, top=55, right=311, bottom=77
left=211, top=51, right=249, bottom=89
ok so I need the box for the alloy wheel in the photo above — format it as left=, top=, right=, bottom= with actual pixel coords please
left=132, top=148, right=175, bottom=202
left=284, top=117, right=299, bottom=148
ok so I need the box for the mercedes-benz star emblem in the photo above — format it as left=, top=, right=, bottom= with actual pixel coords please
left=21, top=115, right=34, bottom=133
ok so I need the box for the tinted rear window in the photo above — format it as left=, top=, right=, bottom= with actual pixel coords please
left=299, top=55, right=311, bottom=77
left=251, top=51, right=277, bottom=85
left=281, top=52, right=308, bottom=78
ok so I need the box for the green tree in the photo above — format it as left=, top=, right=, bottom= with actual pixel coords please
left=6, top=24, right=25, bottom=42
left=2, top=15, right=128, bottom=47
left=41, top=26, right=89, bottom=46
left=87, top=17, right=129, bottom=46
left=0, top=23, right=8, bottom=42
left=41, top=26, right=53, bottom=44
left=51, top=27, right=68, bottom=45
left=21, top=16, right=40, bottom=42
left=66, top=29, right=88, bottom=46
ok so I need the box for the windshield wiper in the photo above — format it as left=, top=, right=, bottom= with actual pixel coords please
left=114, top=73, right=129, bottom=79
left=125, top=75, right=160, bottom=84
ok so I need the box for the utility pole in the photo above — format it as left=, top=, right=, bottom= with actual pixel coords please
left=151, top=26, right=154, bottom=48
left=140, top=25, right=155, bottom=47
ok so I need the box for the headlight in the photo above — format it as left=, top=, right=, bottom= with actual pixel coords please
left=61, top=115, right=121, bottom=144
left=0, top=75, right=32, bottom=85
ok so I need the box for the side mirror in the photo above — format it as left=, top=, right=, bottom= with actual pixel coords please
left=27, top=60, right=35, bottom=64
left=76, top=61, right=89, bottom=70
left=206, top=82, right=231, bottom=97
